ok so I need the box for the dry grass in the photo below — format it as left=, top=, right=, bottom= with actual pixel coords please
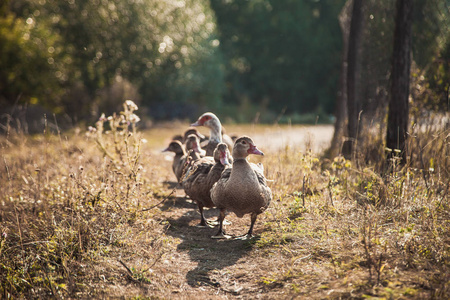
left=1, top=104, right=449, bottom=299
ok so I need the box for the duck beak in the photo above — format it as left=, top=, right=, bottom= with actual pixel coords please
left=193, top=143, right=202, bottom=153
left=220, top=152, right=230, bottom=165
left=248, top=145, right=264, bottom=156
left=162, top=147, right=170, bottom=152
left=191, top=120, right=201, bottom=127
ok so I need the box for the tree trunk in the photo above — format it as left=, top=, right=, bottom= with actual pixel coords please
left=386, top=0, right=413, bottom=164
left=329, top=0, right=352, bottom=158
left=343, top=0, right=363, bottom=159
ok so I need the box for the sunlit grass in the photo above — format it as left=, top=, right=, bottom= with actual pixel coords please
left=0, top=104, right=448, bottom=298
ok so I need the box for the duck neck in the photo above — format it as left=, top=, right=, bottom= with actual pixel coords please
left=189, top=150, right=201, bottom=161
left=209, top=119, right=222, bottom=143
left=175, top=152, right=184, bottom=160
left=229, top=158, right=257, bottom=183
left=176, top=149, right=187, bottom=158
left=231, top=157, right=251, bottom=172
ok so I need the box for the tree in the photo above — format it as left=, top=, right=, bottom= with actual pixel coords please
left=342, top=0, right=364, bottom=158
left=386, top=0, right=413, bottom=163
left=329, top=0, right=352, bottom=158
left=2, top=0, right=224, bottom=120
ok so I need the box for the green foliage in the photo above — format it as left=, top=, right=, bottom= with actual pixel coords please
left=210, top=0, right=345, bottom=114
left=0, top=12, right=64, bottom=110
left=2, top=0, right=224, bottom=119
left=411, top=38, right=450, bottom=112
left=361, top=0, right=450, bottom=114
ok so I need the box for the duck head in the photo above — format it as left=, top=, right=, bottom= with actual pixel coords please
left=191, top=112, right=222, bottom=142
left=214, top=143, right=233, bottom=166
left=162, top=140, right=185, bottom=155
left=185, top=134, right=202, bottom=154
left=232, top=136, right=264, bottom=159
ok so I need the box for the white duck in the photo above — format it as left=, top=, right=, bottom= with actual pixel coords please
left=191, top=112, right=234, bottom=156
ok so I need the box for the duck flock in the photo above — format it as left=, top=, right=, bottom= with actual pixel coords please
left=163, top=112, right=272, bottom=240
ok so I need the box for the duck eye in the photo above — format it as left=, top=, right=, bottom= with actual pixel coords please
left=242, top=140, right=247, bottom=144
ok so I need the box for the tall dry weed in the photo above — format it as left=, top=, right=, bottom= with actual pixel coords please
left=254, top=115, right=449, bottom=298
left=0, top=101, right=169, bottom=298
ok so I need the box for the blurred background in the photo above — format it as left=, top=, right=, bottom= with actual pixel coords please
left=0, top=0, right=449, bottom=131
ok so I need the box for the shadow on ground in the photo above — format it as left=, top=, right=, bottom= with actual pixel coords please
left=163, top=198, right=259, bottom=292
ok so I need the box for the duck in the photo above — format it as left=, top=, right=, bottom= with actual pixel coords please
left=210, top=136, right=272, bottom=239
left=179, top=134, right=205, bottom=179
left=171, top=134, right=183, bottom=143
left=182, top=127, right=208, bottom=144
left=191, top=112, right=234, bottom=155
left=181, top=143, right=232, bottom=227
left=163, top=134, right=203, bottom=182
left=162, top=140, right=186, bottom=182
left=171, top=128, right=208, bottom=145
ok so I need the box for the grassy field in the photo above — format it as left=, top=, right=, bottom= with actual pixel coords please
left=1, top=105, right=449, bottom=299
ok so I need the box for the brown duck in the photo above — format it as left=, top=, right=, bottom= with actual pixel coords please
left=162, top=140, right=185, bottom=182
left=163, top=134, right=203, bottom=182
left=182, top=127, right=207, bottom=144
left=171, top=127, right=207, bottom=145
left=211, top=136, right=272, bottom=239
left=182, top=143, right=232, bottom=227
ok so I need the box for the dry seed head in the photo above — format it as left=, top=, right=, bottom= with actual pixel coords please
left=99, top=113, right=107, bottom=122
left=125, top=100, right=138, bottom=111
left=129, top=114, right=141, bottom=123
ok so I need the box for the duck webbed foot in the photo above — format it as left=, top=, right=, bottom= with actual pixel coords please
left=211, top=209, right=231, bottom=239
left=211, top=230, right=232, bottom=239
left=234, top=233, right=255, bottom=240
left=196, top=206, right=216, bottom=228
left=207, top=218, right=231, bottom=226
left=196, top=222, right=212, bottom=228
left=197, top=219, right=216, bottom=228
left=234, top=213, right=258, bottom=240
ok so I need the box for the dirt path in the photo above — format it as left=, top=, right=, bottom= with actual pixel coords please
left=150, top=125, right=336, bottom=298
left=158, top=195, right=268, bottom=297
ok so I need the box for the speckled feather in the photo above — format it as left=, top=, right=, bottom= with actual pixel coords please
left=205, top=140, right=219, bottom=157
left=211, top=137, right=272, bottom=219
left=182, top=143, right=231, bottom=209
